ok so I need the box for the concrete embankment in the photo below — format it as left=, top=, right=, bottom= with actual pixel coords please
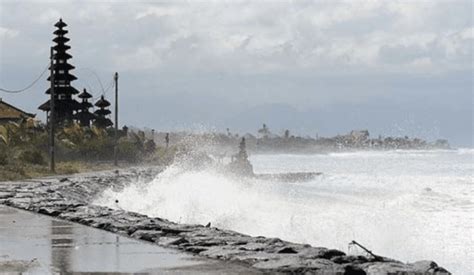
left=0, top=167, right=450, bottom=274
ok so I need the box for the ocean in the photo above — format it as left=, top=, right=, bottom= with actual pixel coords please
left=96, top=149, right=473, bottom=274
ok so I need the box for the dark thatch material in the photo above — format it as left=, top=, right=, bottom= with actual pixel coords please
left=95, top=96, right=111, bottom=108
left=78, top=89, right=93, bottom=99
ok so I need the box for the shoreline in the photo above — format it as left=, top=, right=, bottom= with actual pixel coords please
left=0, top=167, right=450, bottom=274
left=0, top=204, right=260, bottom=274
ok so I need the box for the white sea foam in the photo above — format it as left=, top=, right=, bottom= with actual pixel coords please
left=95, top=149, right=474, bottom=274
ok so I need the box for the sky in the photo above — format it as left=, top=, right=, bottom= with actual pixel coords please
left=0, top=0, right=472, bottom=146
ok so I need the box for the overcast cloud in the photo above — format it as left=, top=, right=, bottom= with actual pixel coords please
left=0, top=0, right=472, bottom=146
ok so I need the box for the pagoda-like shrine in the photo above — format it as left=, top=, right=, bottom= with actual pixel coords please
left=75, top=89, right=95, bottom=127
left=93, top=96, right=113, bottom=128
left=39, top=18, right=81, bottom=125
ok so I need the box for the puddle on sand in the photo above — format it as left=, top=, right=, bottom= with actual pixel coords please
left=0, top=205, right=258, bottom=274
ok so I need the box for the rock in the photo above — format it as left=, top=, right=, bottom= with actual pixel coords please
left=156, top=236, right=188, bottom=246
left=238, top=242, right=267, bottom=252
left=299, top=247, right=342, bottom=259
left=277, top=247, right=298, bottom=254
left=38, top=206, right=62, bottom=217
left=127, top=219, right=166, bottom=234
left=412, top=260, right=450, bottom=274
left=360, top=261, right=414, bottom=274
left=200, top=246, right=246, bottom=260
left=233, top=252, right=282, bottom=265
left=320, top=249, right=346, bottom=259
left=131, top=230, right=163, bottom=242
left=160, top=226, right=189, bottom=235
left=343, top=264, right=367, bottom=275
left=253, top=257, right=346, bottom=274
left=188, top=237, right=226, bottom=247
left=0, top=192, right=14, bottom=199
left=331, top=255, right=368, bottom=264
left=184, top=246, right=209, bottom=254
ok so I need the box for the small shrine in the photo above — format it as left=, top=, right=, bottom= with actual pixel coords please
left=75, top=89, right=95, bottom=127
left=227, top=137, right=254, bottom=176
left=93, top=96, right=113, bottom=128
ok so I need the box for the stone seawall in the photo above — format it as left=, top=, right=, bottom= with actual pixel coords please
left=0, top=167, right=450, bottom=275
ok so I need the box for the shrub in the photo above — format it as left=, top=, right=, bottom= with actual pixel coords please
left=118, top=140, right=142, bottom=162
left=18, top=149, right=46, bottom=165
left=0, top=150, right=8, bottom=165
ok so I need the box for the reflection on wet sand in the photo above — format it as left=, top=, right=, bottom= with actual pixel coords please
left=51, top=219, right=72, bottom=273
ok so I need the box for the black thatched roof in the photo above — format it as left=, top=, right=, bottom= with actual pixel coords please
left=78, top=89, right=93, bottom=99
left=0, top=99, right=36, bottom=119
left=53, top=44, right=71, bottom=51
left=54, top=18, right=67, bottom=28
left=95, top=96, right=111, bottom=108
left=53, top=36, right=70, bottom=43
left=74, top=111, right=96, bottom=120
left=53, top=52, right=72, bottom=60
left=65, top=99, right=82, bottom=110
left=38, top=98, right=81, bottom=112
left=45, top=86, right=80, bottom=95
left=53, top=29, right=68, bottom=36
left=94, top=109, right=111, bottom=116
left=80, top=101, right=93, bottom=109
left=47, top=72, right=77, bottom=82
left=50, top=63, right=75, bottom=71
left=38, top=100, right=51, bottom=111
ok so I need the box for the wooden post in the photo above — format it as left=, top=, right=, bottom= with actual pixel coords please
left=49, top=47, right=55, bottom=173
left=114, top=72, right=119, bottom=166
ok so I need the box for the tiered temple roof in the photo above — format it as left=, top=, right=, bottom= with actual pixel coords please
left=75, top=89, right=95, bottom=127
left=93, top=96, right=113, bottom=128
left=38, top=18, right=80, bottom=125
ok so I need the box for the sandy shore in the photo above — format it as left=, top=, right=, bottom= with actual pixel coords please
left=0, top=167, right=450, bottom=274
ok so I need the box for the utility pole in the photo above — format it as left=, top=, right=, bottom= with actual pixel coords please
left=114, top=72, right=119, bottom=166
left=49, top=47, right=55, bottom=173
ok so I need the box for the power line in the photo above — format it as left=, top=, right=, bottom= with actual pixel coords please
left=102, top=78, right=115, bottom=96
left=0, top=63, right=115, bottom=101
left=77, top=68, right=107, bottom=95
left=91, top=78, right=114, bottom=102
left=76, top=78, right=94, bottom=94
left=77, top=68, right=115, bottom=101
left=0, top=63, right=49, bottom=93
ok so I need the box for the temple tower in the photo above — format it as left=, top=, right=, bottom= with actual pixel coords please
left=76, top=89, right=95, bottom=127
left=39, top=18, right=80, bottom=125
left=93, top=96, right=113, bottom=128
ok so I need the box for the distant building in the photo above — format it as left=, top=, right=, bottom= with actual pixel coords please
left=38, top=18, right=81, bottom=125
left=0, top=98, right=35, bottom=125
left=350, top=130, right=370, bottom=141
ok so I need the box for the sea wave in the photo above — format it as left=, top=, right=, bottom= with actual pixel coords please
left=95, top=151, right=473, bottom=274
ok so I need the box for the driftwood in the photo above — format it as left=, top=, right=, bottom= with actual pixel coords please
left=349, top=240, right=384, bottom=261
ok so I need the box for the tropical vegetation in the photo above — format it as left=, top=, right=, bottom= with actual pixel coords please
left=0, top=118, right=176, bottom=181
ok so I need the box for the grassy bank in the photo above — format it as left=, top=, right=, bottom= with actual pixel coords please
left=0, top=121, right=178, bottom=181
left=0, top=161, right=117, bottom=181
